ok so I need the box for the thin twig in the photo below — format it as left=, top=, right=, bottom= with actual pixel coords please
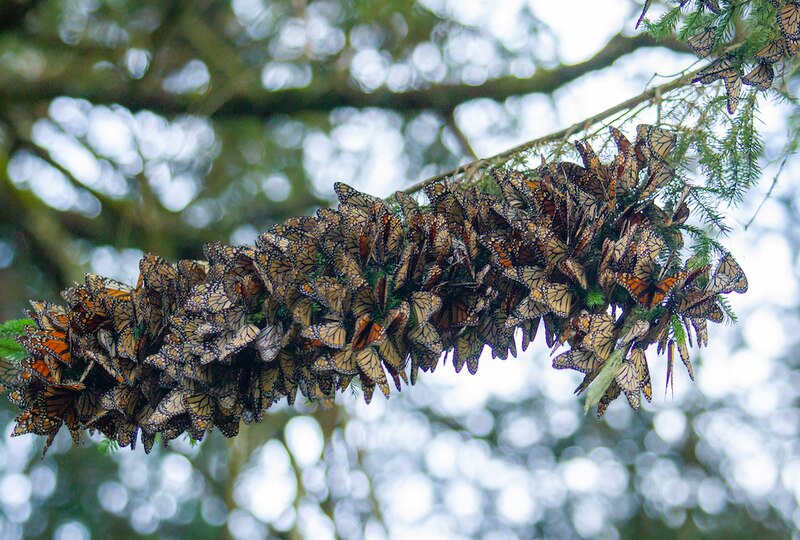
left=446, top=108, right=479, bottom=160
left=744, top=152, right=790, bottom=230
left=402, top=67, right=703, bottom=196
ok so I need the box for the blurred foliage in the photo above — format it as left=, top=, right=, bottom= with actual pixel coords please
left=1, top=0, right=800, bottom=539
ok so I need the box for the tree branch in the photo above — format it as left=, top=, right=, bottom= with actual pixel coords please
left=401, top=65, right=701, bottom=196
left=0, top=33, right=687, bottom=119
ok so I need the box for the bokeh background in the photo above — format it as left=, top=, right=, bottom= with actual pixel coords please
left=1, top=0, right=799, bottom=538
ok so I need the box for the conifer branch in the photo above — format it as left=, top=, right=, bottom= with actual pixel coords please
left=403, top=67, right=703, bottom=196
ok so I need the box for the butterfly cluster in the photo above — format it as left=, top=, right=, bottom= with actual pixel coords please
left=3, top=125, right=747, bottom=454
left=686, top=0, right=799, bottom=114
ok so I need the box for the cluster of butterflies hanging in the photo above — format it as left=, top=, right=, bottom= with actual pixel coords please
left=1, top=124, right=747, bottom=455
left=639, top=0, right=799, bottom=114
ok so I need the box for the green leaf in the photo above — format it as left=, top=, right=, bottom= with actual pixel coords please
left=584, top=349, right=624, bottom=415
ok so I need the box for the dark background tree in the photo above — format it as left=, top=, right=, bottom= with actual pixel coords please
left=1, top=0, right=798, bottom=538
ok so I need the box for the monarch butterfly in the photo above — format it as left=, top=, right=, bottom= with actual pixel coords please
left=333, top=250, right=366, bottom=290
left=552, top=348, right=601, bottom=374
left=220, top=324, right=261, bottom=361
left=0, top=358, right=20, bottom=393
left=560, top=259, right=587, bottom=289
left=75, top=389, right=108, bottom=424
left=334, top=182, right=382, bottom=210
left=723, top=70, right=742, bottom=114
left=422, top=263, right=443, bottom=290
left=302, top=322, right=347, bottom=349
left=692, top=55, right=737, bottom=85
left=385, top=301, right=410, bottom=335
left=378, top=338, right=407, bottom=377
left=352, top=315, right=386, bottom=350
left=596, top=381, right=624, bottom=418
left=700, top=0, right=721, bottom=13
left=493, top=169, right=529, bottom=209
left=689, top=316, right=709, bottom=348
left=409, top=323, right=442, bottom=354
left=410, top=292, right=442, bottom=325
left=505, top=294, right=548, bottom=327
left=532, top=187, right=560, bottom=221
left=634, top=229, right=665, bottom=264
left=112, top=302, right=138, bottom=360
left=254, top=324, right=283, bottom=363
left=686, top=27, right=715, bottom=58
left=635, top=125, right=677, bottom=162
left=177, top=259, right=208, bottom=289
left=185, top=392, right=213, bottom=432
left=755, top=40, right=785, bottom=64
left=541, top=283, right=573, bottom=317
left=630, top=347, right=652, bottom=402
left=21, top=357, right=60, bottom=385
left=139, top=253, right=179, bottom=292
left=616, top=271, right=685, bottom=309
left=615, top=361, right=642, bottom=409
left=437, top=294, right=477, bottom=329
left=779, top=2, right=800, bottom=40
left=676, top=338, right=695, bottom=381
left=144, top=389, right=188, bottom=431
left=536, top=230, right=569, bottom=268
left=28, top=301, right=69, bottom=332
left=635, top=0, right=652, bottom=28
left=639, top=158, right=676, bottom=199
left=452, top=330, right=483, bottom=374
left=677, top=291, right=724, bottom=322
left=582, top=315, right=616, bottom=361
left=484, top=234, right=515, bottom=271
left=21, top=329, right=72, bottom=366
left=708, top=253, right=748, bottom=293
left=356, top=346, right=389, bottom=397
left=86, top=274, right=133, bottom=307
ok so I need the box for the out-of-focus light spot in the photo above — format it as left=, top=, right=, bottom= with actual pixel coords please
left=161, top=453, right=193, bottom=490
left=412, top=42, right=445, bottom=80
left=697, top=478, right=727, bottom=514
left=28, top=465, right=57, bottom=500
left=734, top=452, right=777, bottom=497
left=125, top=48, right=151, bottom=79
left=385, top=474, right=433, bottom=523
left=572, top=498, right=605, bottom=538
left=351, top=49, right=390, bottom=90
left=445, top=480, right=481, bottom=518
left=90, top=247, right=143, bottom=284
left=98, top=481, right=129, bottom=514
left=131, top=503, right=159, bottom=535
left=0, top=474, right=32, bottom=506
left=497, top=478, right=539, bottom=524
left=53, top=521, right=90, bottom=540
left=562, top=458, right=599, bottom=494
left=654, top=409, right=686, bottom=444
left=228, top=509, right=267, bottom=540
left=549, top=408, right=579, bottom=438
left=0, top=240, right=14, bottom=268
left=285, top=416, right=324, bottom=467
left=743, top=308, right=787, bottom=358
left=230, top=225, right=259, bottom=246
left=162, top=60, right=210, bottom=94
left=501, top=415, right=542, bottom=448
left=160, top=173, right=197, bottom=211
left=201, top=497, right=228, bottom=526
left=235, top=441, right=297, bottom=523
left=262, top=174, right=291, bottom=201
left=261, top=63, right=312, bottom=90
left=425, top=432, right=459, bottom=479
left=533, top=1, right=628, bottom=63
left=297, top=502, right=336, bottom=540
